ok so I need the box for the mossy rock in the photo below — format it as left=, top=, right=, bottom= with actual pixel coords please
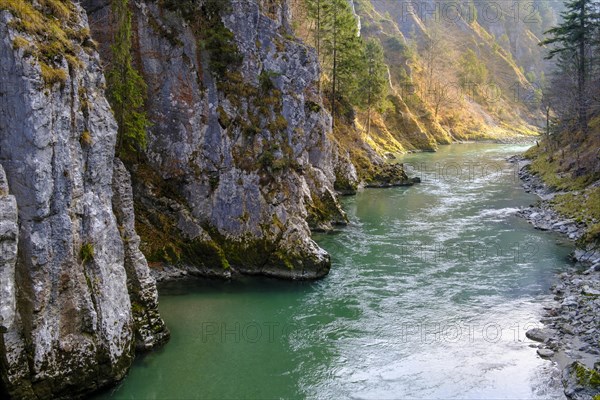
left=563, top=361, right=600, bottom=400
left=306, top=190, right=348, bottom=231
left=364, top=163, right=414, bottom=188
left=334, top=174, right=358, bottom=195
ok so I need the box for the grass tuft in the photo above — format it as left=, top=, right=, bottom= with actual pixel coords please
left=40, top=62, right=67, bottom=87
left=12, top=35, right=29, bottom=50
left=80, top=130, right=92, bottom=146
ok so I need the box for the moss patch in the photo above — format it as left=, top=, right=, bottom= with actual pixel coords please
left=80, top=242, right=94, bottom=264
left=573, top=362, right=600, bottom=388
left=306, top=189, right=348, bottom=228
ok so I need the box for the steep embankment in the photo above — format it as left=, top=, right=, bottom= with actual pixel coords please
left=0, top=1, right=168, bottom=398
left=363, top=0, right=545, bottom=140
left=522, top=129, right=600, bottom=252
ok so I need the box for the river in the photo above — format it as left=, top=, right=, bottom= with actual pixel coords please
left=97, top=143, right=573, bottom=399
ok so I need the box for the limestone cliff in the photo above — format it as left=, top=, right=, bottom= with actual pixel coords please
left=0, top=2, right=167, bottom=398
left=84, top=0, right=351, bottom=279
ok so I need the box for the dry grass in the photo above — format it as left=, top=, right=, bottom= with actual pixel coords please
left=40, top=62, right=67, bottom=86
left=80, top=130, right=92, bottom=146
left=0, top=0, right=90, bottom=85
left=12, top=35, right=29, bottom=50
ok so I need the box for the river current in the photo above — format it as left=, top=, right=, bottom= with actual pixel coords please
left=98, top=143, right=573, bottom=399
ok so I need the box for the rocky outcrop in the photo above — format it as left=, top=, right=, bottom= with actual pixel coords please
left=84, top=0, right=347, bottom=279
left=112, top=160, right=169, bottom=350
left=0, top=2, right=167, bottom=398
left=330, top=140, right=359, bottom=195
left=364, top=163, right=420, bottom=188
left=0, top=164, right=17, bottom=335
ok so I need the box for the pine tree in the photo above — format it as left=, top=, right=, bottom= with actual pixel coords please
left=540, top=0, right=600, bottom=133
left=361, top=39, right=388, bottom=135
left=107, top=0, right=150, bottom=156
left=320, top=0, right=361, bottom=127
left=305, top=0, right=323, bottom=61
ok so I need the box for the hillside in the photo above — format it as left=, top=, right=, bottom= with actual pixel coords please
left=290, top=0, right=556, bottom=175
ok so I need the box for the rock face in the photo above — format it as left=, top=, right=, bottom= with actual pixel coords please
left=84, top=0, right=349, bottom=279
left=112, top=160, right=170, bottom=350
left=0, top=3, right=167, bottom=398
left=0, top=164, right=17, bottom=335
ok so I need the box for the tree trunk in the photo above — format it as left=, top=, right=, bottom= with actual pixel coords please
left=578, top=3, right=588, bottom=134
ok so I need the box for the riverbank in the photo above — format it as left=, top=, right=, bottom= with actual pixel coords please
left=510, top=155, right=600, bottom=400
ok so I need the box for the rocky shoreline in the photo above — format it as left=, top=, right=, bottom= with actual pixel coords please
left=510, top=155, right=600, bottom=400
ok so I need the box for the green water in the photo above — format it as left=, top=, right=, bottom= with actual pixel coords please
left=98, top=144, right=572, bottom=399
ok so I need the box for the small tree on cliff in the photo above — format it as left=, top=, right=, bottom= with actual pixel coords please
left=305, top=0, right=323, bottom=61
left=107, top=0, right=149, bottom=156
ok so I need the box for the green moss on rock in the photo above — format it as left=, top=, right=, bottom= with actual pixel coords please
left=306, top=189, right=348, bottom=230
left=574, top=362, right=600, bottom=388
left=80, top=242, right=94, bottom=264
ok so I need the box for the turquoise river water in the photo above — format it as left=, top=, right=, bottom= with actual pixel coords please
left=97, top=143, right=574, bottom=399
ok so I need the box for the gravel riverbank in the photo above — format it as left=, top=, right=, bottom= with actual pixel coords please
left=510, top=155, right=600, bottom=400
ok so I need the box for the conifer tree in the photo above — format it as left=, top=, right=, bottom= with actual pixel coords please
left=361, top=39, right=388, bottom=135
left=540, top=0, right=600, bottom=133
left=320, top=0, right=361, bottom=127
left=305, top=0, right=323, bottom=60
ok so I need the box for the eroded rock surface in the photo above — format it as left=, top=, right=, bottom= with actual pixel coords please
left=0, top=4, right=167, bottom=398
left=84, top=0, right=349, bottom=279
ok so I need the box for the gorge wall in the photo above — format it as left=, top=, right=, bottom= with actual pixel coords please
left=83, top=0, right=355, bottom=280
left=0, top=0, right=357, bottom=397
left=0, top=2, right=167, bottom=398
left=0, top=0, right=554, bottom=398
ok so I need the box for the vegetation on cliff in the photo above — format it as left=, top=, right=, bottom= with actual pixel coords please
left=0, top=0, right=94, bottom=86
left=106, top=0, right=150, bottom=155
